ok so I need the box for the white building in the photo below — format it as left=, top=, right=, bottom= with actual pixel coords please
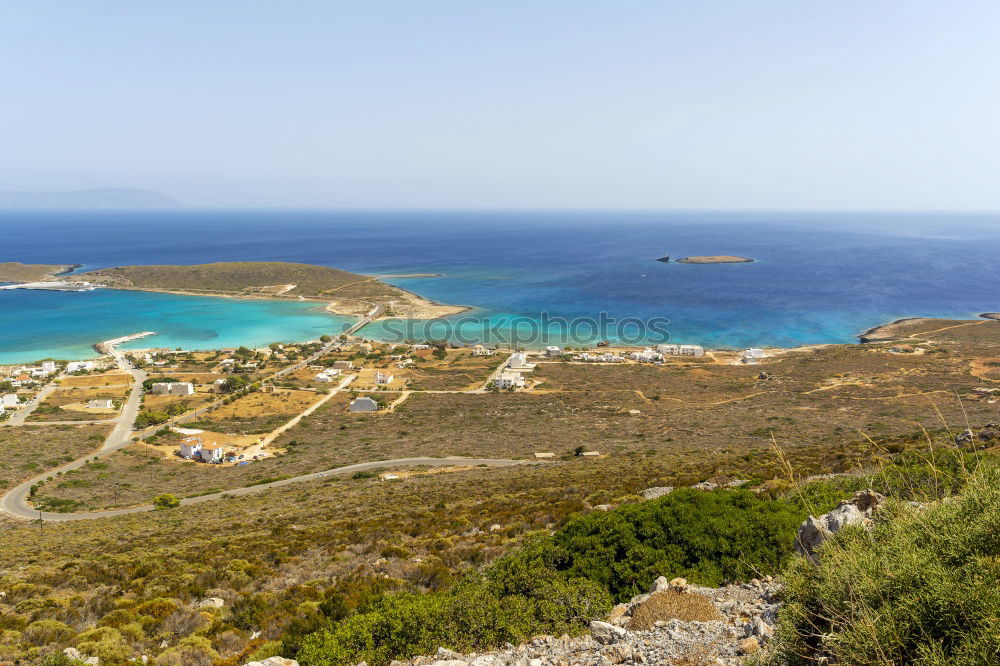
left=657, top=343, right=705, bottom=357
left=213, top=378, right=227, bottom=392
left=179, top=437, right=203, bottom=458
left=88, top=399, right=114, bottom=409
left=508, top=353, right=536, bottom=370
left=410, top=344, right=430, bottom=350
left=1, top=394, right=19, bottom=408
left=66, top=361, right=95, bottom=373
left=494, top=371, right=526, bottom=390
left=375, top=371, right=394, bottom=384
left=545, top=345, right=563, bottom=357
left=31, top=369, right=51, bottom=379
left=630, top=348, right=663, bottom=363
left=314, top=372, right=334, bottom=383
left=471, top=344, right=495, bottom=356
left=200, top=444, right=225, bottom=463
left=349, top=397, right=379, bottom=412
left=331, top=360, right=354, bottom=371
left=741, top=348, right=767, bottom=364
left=169, top=382, right=195, bottom=396
left=41, top=361, right=57, bottom=373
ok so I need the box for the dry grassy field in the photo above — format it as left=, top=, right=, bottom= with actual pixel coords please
left=58, top=372, right=132, bottom=388
left=28, top=385, right=130, bottom=422
left=0, top=424, right=109, bottom=490
left=403, top=350, right=505, bottom=390
left=191, top=389, right=324, bottom=434
left=30, top=319, right=1000, bottom=513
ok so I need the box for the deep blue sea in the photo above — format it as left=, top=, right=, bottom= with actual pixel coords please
left=1, top=210, right=998, bottom=363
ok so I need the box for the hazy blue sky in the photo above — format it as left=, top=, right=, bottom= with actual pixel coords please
left=2, top=1, right=999, bottom=209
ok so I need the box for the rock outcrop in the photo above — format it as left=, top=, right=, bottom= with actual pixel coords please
left=397, top=577, right=780, bottom=666
left=796, top=489, right=885, bottom=559
left=243, top=657, right=299, bottom=666
left=640, top=487, right=673, bottom=500
left=954, top=424, right=1000, bottom=448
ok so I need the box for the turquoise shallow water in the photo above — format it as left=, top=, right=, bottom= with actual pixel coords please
left=0, top=288, right=354, bottom=364
left=2, top=210, right=999, bottom=361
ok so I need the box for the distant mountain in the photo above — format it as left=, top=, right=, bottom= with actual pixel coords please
left=0, top=187, right=181, bottom=209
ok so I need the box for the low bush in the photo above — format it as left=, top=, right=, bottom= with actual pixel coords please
left=550, top=488, right=807, bottom=600
left=770, top=465, right=1000, bottom=665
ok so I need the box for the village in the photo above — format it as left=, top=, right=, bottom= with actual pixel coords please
left=1, top=334, right=776, bottom=469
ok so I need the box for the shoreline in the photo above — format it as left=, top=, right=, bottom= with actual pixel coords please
left=89, top=282, right=471, bottom=321
left=3, top=313, right=995, bottom=367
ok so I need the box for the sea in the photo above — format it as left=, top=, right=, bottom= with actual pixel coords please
left=1, top=210, right=998, bottom=364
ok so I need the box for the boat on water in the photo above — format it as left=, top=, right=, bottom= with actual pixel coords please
left=656, top=251, right=670, bottom=263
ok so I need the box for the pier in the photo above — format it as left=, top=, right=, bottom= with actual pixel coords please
left=0, top=280, right=101, bottom=292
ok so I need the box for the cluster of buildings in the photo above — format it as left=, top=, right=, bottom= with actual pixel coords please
left=148, top=382, right=195, bottom=396
left=658, top=343, right=705, bottom=357
left=314, top=360, right=356, bottom=383
left=313, top=368, right=342, bottom=383
left=493, top=352, right=535, bottom=390
left=572, top=352, right=626, bottom=363
left=65, top=361, right=95, bottom=373
left=5, top=360, right=58, bottom=385
left=178, top=436, right=225, bottom=463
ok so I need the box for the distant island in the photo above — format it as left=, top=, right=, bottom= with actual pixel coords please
left=0, top=187, right=180, bottom=209
left=675, top=255, right=755, bottom=264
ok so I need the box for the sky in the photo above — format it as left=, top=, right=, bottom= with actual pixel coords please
left=2, top=1, right=1000, bottom=210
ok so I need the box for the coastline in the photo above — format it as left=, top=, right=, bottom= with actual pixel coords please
left=89, top=282, right=470, bottom=321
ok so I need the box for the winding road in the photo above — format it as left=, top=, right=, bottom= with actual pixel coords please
left=5, top=457, right=531, bottom=522
left=1, top=315, right=533, bottom=523
left=1, top=339, right=148, bottom=521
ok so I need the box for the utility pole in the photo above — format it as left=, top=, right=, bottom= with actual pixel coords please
left=38, top=509, right=43, bottom=533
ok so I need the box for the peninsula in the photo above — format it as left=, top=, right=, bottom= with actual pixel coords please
left=0, top=262, right=80, bottom=282
left=81, top=261, right=467, bottom=319
left=675, top=256, right=755, bottom=264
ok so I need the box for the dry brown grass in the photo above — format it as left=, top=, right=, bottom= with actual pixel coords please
left=209, top=389, right=319, bottom=419
left=58, top=372, right=131, bottom=388
left=629, top=590, right=723, bottom=629
left=142, top=392, right=216, bottom=412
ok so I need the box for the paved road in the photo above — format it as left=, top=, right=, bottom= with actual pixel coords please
left=345, top=303, right=382, bottom=336
left=1, top=341, right=146, bottom=521
left=3, top=376, right=62, bottom=426
left=4, top=457, right=532, bottom=522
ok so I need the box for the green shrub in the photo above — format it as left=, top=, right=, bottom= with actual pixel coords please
left=23, top=619, right=73, bottom=646
left=152, top=494, right=180, bottom=509
left=551, top=488, right=805, bottom=600
left=155, top=635, right=219, bottom=666
left=770, top=466, right=1000, bottom=665
left=297, top=545, right=611, bottom=665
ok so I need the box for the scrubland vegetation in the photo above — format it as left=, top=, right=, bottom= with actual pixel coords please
left=1, top=319, right=999, bottom=664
